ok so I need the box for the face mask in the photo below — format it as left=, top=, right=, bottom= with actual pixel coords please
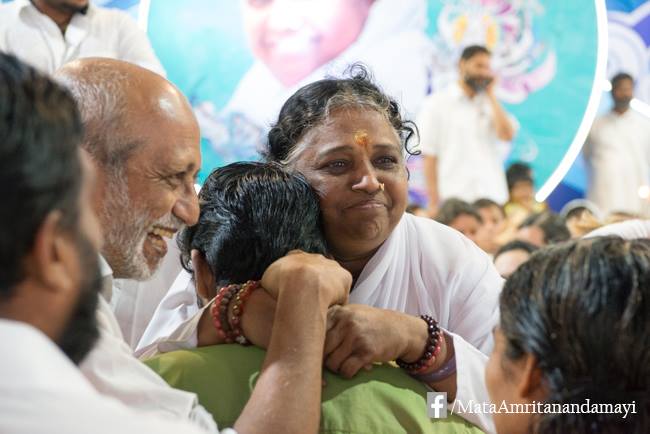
left=464, top=75, right=493, bottom=92
left=613, top=96, right=632, bottom=111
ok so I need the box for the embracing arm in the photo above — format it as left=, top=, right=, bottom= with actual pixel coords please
left=233, top=252, right=351, bottom=434
left=197, top=289, right=276, bottom=348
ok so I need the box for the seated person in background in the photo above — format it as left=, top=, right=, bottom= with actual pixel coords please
left=435, top=198, right=483, bottom=244
left=585, top=218, right=650, bottom=240
left=406, top=203, right=429, bottom=218
left=559, top=199, right=603, bottom=238
left=606, top=210, right=640, bottom=225
left=503, top=162, right=546, bottom=225
left=473, top=198, right=507, bottom=254
left=515, top=211, right=570, bottom=247
left=492, top=240, right=538, bottom=279
left=487, top=236, right=649, bottom=434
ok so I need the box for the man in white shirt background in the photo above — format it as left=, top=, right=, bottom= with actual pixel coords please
left=0, top=0, right=164, bottom=75
left=418, top=45, right=517, bottom=216
left=584, top=72, right=650, bottom=217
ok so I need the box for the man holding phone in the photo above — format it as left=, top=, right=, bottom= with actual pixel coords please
left=417, top=45, right=517, bottom=215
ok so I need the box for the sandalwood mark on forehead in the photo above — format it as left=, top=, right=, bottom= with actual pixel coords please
left=353, top=130, right=369, bottom=149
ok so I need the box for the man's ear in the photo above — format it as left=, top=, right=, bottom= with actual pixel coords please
left=516, top=353, right=547, bottom=401
left=191, top=249, right=216, bottom=301
left=28, top=211, right=76, bottom=294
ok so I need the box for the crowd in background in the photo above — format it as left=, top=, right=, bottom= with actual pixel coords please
left=411, top=159, right=642, bottom=278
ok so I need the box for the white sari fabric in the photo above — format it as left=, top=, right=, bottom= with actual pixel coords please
left=138, top=213, right=502, bottom=432
left=350, top=214, right=501, bottom=432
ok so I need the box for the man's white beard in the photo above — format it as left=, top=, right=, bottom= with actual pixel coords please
left=101, top=175, right=153, bottom=280
left=100, top=174, right=185, bottom=280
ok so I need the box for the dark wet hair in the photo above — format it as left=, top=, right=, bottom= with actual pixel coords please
left=519, top=212, right=570, bottom=245
left=265, top=64, right=418, bottom=165
left=500, top=237, right=650, bottom=433
left=0, top=53, right=83, bottom=295
left=461, top=45, right=491, bottom=61
left=435, top=198, right=482, bottom=225
left=611, top=72, right=634, bottom=91
left=177, top=162, right=327, bottom=288
left=494, top=240, right=538, bottom=261
left=506, top=162, right=534, bottom=191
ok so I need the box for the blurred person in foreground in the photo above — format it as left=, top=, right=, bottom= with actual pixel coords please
left=487, top=237, right=649, bottom=433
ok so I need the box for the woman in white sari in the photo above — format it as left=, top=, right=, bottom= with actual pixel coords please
left=140, top=66, right=502, bottom=433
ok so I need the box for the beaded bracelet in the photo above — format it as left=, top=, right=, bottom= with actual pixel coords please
left=211, top=283, right=241, bottom=343
left=414, top=353, right=456, bottom=383
left=396, top=315, right=442, bottom=373
left=229, top=280, right=260, bottom=346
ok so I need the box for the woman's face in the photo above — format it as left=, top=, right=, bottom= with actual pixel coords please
left=485, top=328, right=538, bottom=434
left=290, top=108, right=408, bottom=260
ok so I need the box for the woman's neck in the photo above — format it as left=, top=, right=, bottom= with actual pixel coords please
left=334, top=247, right=379, bottom=283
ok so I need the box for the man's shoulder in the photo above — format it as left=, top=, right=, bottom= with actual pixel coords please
left=89, top=5, right=137, bottom=28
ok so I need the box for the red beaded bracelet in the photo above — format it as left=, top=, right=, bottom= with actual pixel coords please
left=229, top=280, right=260, bottom=345
left=396, top=315, right=442, bottom=373
left=211, top=283, right=241, bottom=343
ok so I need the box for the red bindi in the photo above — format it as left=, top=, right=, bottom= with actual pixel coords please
left=354, top=131, right=369, bottom=149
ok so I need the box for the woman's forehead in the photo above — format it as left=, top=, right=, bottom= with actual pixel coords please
left=310, top=109, right=400, bottom=144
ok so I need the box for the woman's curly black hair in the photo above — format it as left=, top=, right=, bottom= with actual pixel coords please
left=264, top=64, right=419, bottom=165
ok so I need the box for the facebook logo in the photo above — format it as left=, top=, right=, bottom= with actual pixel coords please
left=427, top=392, right=448, bottom=418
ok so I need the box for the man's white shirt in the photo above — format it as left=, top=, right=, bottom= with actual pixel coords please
left=0, top=319, right=213, bottom=434
left=0, top=0, right=165, bottom=75
left=584, top=109, right=650, bottom=216
left=417, top=83, right=516, bottom=204
left=78, top=255, right=227, bottom=434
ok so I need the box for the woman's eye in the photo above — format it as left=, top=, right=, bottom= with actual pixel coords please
left=325, top=160, right=348, bottom=171
left=375, top=156, right=397, bottom=167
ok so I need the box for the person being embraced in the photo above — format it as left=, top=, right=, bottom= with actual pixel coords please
left=487, top=236, right=649, bottom=433
left=177, top=160, right=328, bottom=309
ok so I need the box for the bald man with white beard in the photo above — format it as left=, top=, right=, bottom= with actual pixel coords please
left=55, top=58, right=353, bottom=434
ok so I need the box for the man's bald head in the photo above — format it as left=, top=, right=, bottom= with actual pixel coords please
left=55, top=58, right=194, bottom=170
left=54, top=58, right=201, bottom=280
